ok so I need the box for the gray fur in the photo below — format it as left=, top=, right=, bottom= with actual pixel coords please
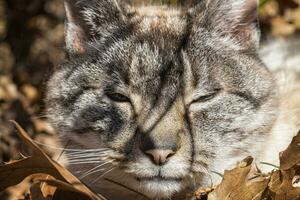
left=46, top=0, right=278, bottom=199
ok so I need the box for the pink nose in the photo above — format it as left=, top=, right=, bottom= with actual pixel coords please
left=145, top=149, right=175, bottom=165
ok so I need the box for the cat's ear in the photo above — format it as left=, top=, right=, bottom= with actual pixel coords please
left=193, top=0, right=259, bottom=51
left=64, top=0, right=128, bottom=54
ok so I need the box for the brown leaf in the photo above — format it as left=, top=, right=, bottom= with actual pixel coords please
left=280, top=131, right=300, bottom=171
left=0, top=121, right=105, bottom=200
left=269, top=170, right=300, bottom=200
left=3, top=176, right=32, bottom=200
left=30, top=182, right=51, bottom=200
left=269, top=131, right=300, bottom=200
left=39, top=180, right=91, bottom=200
left=193, top=187, right=215, bottom=200
left=208, top=157, right=269, bottom=200
left=0, top=158, right=59, bottom=192
left=52, top=189, right=92, bottom=200
left=21, top=84, right=39, bottom=103
left=40, top=179, right=89, bottom=194
left=32, top=175, right=56, bottom=199
left=271, top=17, right=296, bottom=36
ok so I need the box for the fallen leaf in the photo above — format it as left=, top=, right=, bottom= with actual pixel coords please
left=268, top=131, right=300, bottom=200
left=30, top=182, right=51, bottom=200
left=0, top=121, right=105, bottom=200
left=271, top=17, right=296, bottom=36
left=280, top=131, right=300, bottom=171
left=269, top=170, right=300, bottom=200
left=21, top=84, right=39, bottom=103
left=30, top=174, right=56, bottom=200
left=208, top=157, right=269, bottom=200
left=39, top=179, right=91, bottom=200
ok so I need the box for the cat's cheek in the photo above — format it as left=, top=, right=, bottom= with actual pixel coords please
left=111, top=102, right=135, bottom=129
left=186, top=108, right=205, bottom=125
left=115, top=102, right=133, bottom=116
left=188, top=102, right=210, bottom=113
left=107, top=103, right=137, bottom=151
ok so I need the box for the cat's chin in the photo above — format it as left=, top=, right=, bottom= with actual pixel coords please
left=137, top=178, right=184, bottom=199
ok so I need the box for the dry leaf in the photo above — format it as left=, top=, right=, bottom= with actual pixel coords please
left=30, top=182, right=52, bottom=200
left=269, top=170, right=300, bottom=200
left=193, top=187, right=215, bottom=200
left=3, top=176, right=32, bottom=200
left=208, top=157, right=269, bottom=200
left=40, top=179, right=92, bottom=200
left=280, top=131, right=300, bottom=171
left=271, top=17, right=296, bottom=36
left=268, top=131, right=300, bottom=200
left=21, top=84, right=39, bottom=103
left=30, top=174, right=56, bottom=200
left=0, top=121, right=105, bottom=200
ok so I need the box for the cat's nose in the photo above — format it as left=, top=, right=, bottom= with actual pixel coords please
left=145, top=149, right=175, bottom=165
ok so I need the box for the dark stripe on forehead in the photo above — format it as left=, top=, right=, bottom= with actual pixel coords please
left=88, top=23, right=134, bottom=54
left=179, top=11, right=193, bottom=50
left=141, top=64, right=183, bottom=134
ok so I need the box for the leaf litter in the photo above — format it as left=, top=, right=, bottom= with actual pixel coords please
left=0, top=121, right=105, bottom=200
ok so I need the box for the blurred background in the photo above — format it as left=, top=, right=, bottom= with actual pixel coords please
left=0, top=0, right=299, bottom=199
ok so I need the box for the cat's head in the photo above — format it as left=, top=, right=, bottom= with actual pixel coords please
left=46, top=0, right=278, bottom=198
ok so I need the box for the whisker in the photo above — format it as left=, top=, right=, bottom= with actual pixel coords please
left=67, top=149, right=112, bottom=153
left=89, top=167, right=116, bottom=186
left=81, top=168, right=108, bottom=178
left=66, top=150, right=111, bottom=154
left=67, top=149, right=110, bottom=153
left=67, top=157, right=107, bottom=161
left=66, top=151, right=112, bottom=156
left=66, top=153, right=110, bottom=159
left=67, top=150, right=111, bottom=155
left=80, top=160, right=115, bottom=179
left=67, top=161, right=105, bottom=165
left=33, top=140, right=110, bottom=152
left=67, top=158, right=102, bottom=163
left=67, top=154, right=112, bottom=159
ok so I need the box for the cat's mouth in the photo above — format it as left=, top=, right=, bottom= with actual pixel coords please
left=133, top=175, right=186, bottom=199
left=136, top=176, right=183, bottom=182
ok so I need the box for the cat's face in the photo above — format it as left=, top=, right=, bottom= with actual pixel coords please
left=46, top=0, right=278, bottom=199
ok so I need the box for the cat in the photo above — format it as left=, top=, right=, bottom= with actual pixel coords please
left=45, top=0, right=299, bottom=199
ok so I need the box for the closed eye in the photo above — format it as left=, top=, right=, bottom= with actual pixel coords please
left=191, top=89, right=221, bottom=104
left=106, top=92, right=130, bottom=103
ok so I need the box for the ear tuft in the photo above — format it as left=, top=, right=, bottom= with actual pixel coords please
left=64, top=1, right=89, bottom=54
left=64, top=0, right=128, bottom=54
left=199, top=0, right=260, bottom=51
